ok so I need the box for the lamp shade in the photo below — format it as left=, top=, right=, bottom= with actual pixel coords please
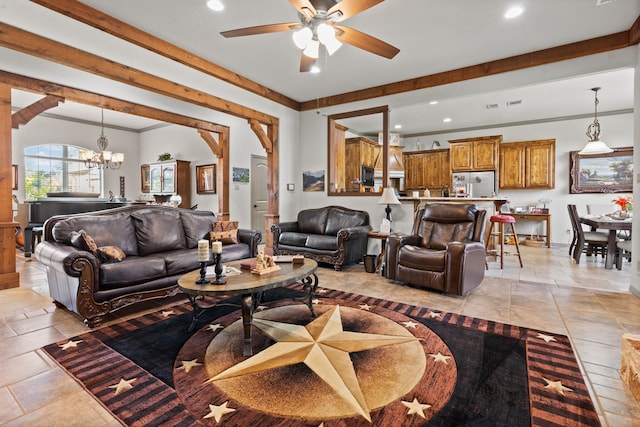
left=578, top=139, right=613, bottom=155
left=378, top=187, right=401, bottom=205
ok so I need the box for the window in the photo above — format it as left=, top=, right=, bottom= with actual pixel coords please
left=24, top=144, right=102, bottom=199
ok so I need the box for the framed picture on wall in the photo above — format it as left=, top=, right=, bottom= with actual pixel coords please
left=569, top=147, right=633, bottom=193
left=196, top=164, right=216, bottom=194
left=12, top=164, right=17, bottom=190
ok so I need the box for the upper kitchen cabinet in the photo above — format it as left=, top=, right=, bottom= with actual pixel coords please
left=449, top=135, right=501, bottom=172
left=499, top=139, right=555, bottom=189
left=403, top=149, right=449, bottom=191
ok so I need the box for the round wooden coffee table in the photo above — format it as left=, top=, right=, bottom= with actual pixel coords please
left=178, top=258, right=318, bottom=356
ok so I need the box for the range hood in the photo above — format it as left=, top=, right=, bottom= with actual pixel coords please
left=374, top=145, right=404, bottom=178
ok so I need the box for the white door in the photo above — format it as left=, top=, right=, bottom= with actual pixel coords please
left=251, top=155, right=268, bottom=234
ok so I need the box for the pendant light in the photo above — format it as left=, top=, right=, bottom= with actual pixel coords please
left=578, top=87, right=613, bottom=155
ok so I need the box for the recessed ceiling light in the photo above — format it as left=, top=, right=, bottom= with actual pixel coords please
left=429, top=100, right=438, bottom=105
left=207, top=0, right=224, bottom=11
left=394, top=124, right=402, bottom=129
left=310, top=65, right=321, bottom=74
left=443, top=117, right=452, bottom=123
left=504, top=6, right=523, bottom=19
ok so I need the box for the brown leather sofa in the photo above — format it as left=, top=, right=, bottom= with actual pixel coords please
left=271, top=205, right=371, bottom=270
left=35, top=205, right=261, bottom=327
left=385, top=203, right=487, bottom=295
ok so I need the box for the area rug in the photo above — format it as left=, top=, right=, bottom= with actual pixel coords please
left=43, top=285, right=600, bottom=426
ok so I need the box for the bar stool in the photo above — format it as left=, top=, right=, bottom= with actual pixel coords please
left=485, top=214, right=523, bottom=269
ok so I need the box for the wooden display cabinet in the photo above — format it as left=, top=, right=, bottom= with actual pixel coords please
left=449, top=135, right=501, bottom=172
left=499, top=139, right=555, bottom=189
left=140, top=160, right=191, bottom=207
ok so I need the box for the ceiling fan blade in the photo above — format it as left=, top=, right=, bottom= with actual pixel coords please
left=221, top=23, right=301, bottom=38
left=300, top=53, right=317, bottom=72
left=328, top=0, right=385, bottom=21
left=289, top=0, right=317, bottom=20
left=335, top=25, right=399, bottom=59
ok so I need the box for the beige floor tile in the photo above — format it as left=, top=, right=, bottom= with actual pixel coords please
left=2, top=390, right=113, bottom=427
left=0, top=387, right=24, bottom=424
left=10, top=368, right=83, bottom=413
left=0, top=352, right=53, bottom=388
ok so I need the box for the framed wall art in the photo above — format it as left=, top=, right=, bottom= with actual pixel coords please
left=569, top=147, right=633, bottom=194
left=232, top=167, right=249, bottom=183
left=196, top=164, right=216, bottom=194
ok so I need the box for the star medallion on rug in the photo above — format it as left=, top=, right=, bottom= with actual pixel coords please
left=43, top=285, right=601, bottom=426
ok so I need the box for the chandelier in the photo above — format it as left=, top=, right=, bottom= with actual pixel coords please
left=578, top=87, right=613, bottom=155
left=80, top=109, right=124, bottom=169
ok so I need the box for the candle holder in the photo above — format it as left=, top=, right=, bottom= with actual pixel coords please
left=195, top=261, right=210, bottom=284
left=212, top=253, right=226, bottom=284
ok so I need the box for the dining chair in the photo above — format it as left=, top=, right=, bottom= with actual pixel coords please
left=567, top=204, right=608, bottom=264
left=586, top=204, right=616, bottom=216
left=616, top=239, right=632, bottom=270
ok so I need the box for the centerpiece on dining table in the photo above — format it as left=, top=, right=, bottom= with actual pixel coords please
left=612, top=195, right=633, bottom=219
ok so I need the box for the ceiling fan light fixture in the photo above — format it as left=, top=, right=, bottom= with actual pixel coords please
left=303, top=39, right=320, bottom=59
left=292, top=26, right=313, bottom=49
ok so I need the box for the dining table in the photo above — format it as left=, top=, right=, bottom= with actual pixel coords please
left=580, top=215, right=632, bottom=269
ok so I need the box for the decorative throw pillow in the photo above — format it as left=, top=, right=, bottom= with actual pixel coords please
left=97, top=245, right=127, bottom=263
left=70, top=230, right=98, bottom=254
left=212, top=221, right=239, bottom=232
left=210, top=229, right=238, bottom=244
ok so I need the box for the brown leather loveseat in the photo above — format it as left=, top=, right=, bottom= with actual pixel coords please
left=35, top=205, right=261, bottom=327
left=271, top=205, right=371, bottom=270
left=385, top=203, right=487, bottom=295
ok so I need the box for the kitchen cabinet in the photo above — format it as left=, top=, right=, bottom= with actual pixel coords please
left=403, top=149, right=449, bottom=191
left=449, top=135, right=501, bottom=172
left=140, top=160, right=191, bottom=207
left=345, top=137, right=378, bottom=192
left=499, top=139, right=555, bottom=189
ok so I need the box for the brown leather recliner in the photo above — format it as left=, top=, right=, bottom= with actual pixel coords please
left=385, top=203, right=487, bottom=295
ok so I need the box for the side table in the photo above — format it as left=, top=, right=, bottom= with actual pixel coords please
left=367, top=231, right=390, bottom=274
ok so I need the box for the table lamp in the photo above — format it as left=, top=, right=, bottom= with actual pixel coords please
left=378, top=187, right=401, bottom=222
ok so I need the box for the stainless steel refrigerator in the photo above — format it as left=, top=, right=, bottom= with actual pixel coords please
left=451, top=171, right=496, bottom=198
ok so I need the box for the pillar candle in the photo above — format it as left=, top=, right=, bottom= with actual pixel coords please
left=198, top=240, right=209, bottom=261
left=211, top=241, right=222, bottom=254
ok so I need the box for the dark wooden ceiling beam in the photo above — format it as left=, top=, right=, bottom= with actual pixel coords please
left=29, top=0, right=300, bottom=111
left=300, top=30, right=635, bottom=110
left=1, top=70, right=227, bottom=133
left=11, top=94, right=64, bottom=129
left=0, top=23, right=278, bottom=126
left=629, top=14, right=640, bottom=45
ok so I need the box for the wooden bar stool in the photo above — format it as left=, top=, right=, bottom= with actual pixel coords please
left=485, top=214, right=523, bottom=269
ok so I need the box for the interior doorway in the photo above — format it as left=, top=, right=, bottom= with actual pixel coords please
left=251, top=155, right=268, bottom=235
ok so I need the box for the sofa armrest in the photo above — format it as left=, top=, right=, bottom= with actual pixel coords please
left=385, top=233, right=421, bottom=279
left=336, top=225, right=371, bottom=242
left=237, top=228, right=262, bottom=257
left=445, top=241, right=486, bottom=294
left=270, top=221, right=298, bottom=252
left=35, top=241, right=99, bottom=278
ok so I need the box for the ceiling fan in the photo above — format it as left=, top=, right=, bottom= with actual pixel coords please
left=220, top=0, right=400, bottom=72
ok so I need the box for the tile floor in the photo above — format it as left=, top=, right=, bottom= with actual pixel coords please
left=1, top=245, right=640, bottom=426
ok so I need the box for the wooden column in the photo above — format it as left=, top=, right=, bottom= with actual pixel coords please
left=0, top=83, right=19, bottom=289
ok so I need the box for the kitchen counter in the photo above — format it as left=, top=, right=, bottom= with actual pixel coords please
left=398, top=196, right=509, bottom=212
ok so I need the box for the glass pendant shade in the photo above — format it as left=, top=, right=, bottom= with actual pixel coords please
left=579, top=87, right=613, bottom=155
left=292, top=27, right=312, bottom=49
left=303, top=39, right=320, bottom=59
